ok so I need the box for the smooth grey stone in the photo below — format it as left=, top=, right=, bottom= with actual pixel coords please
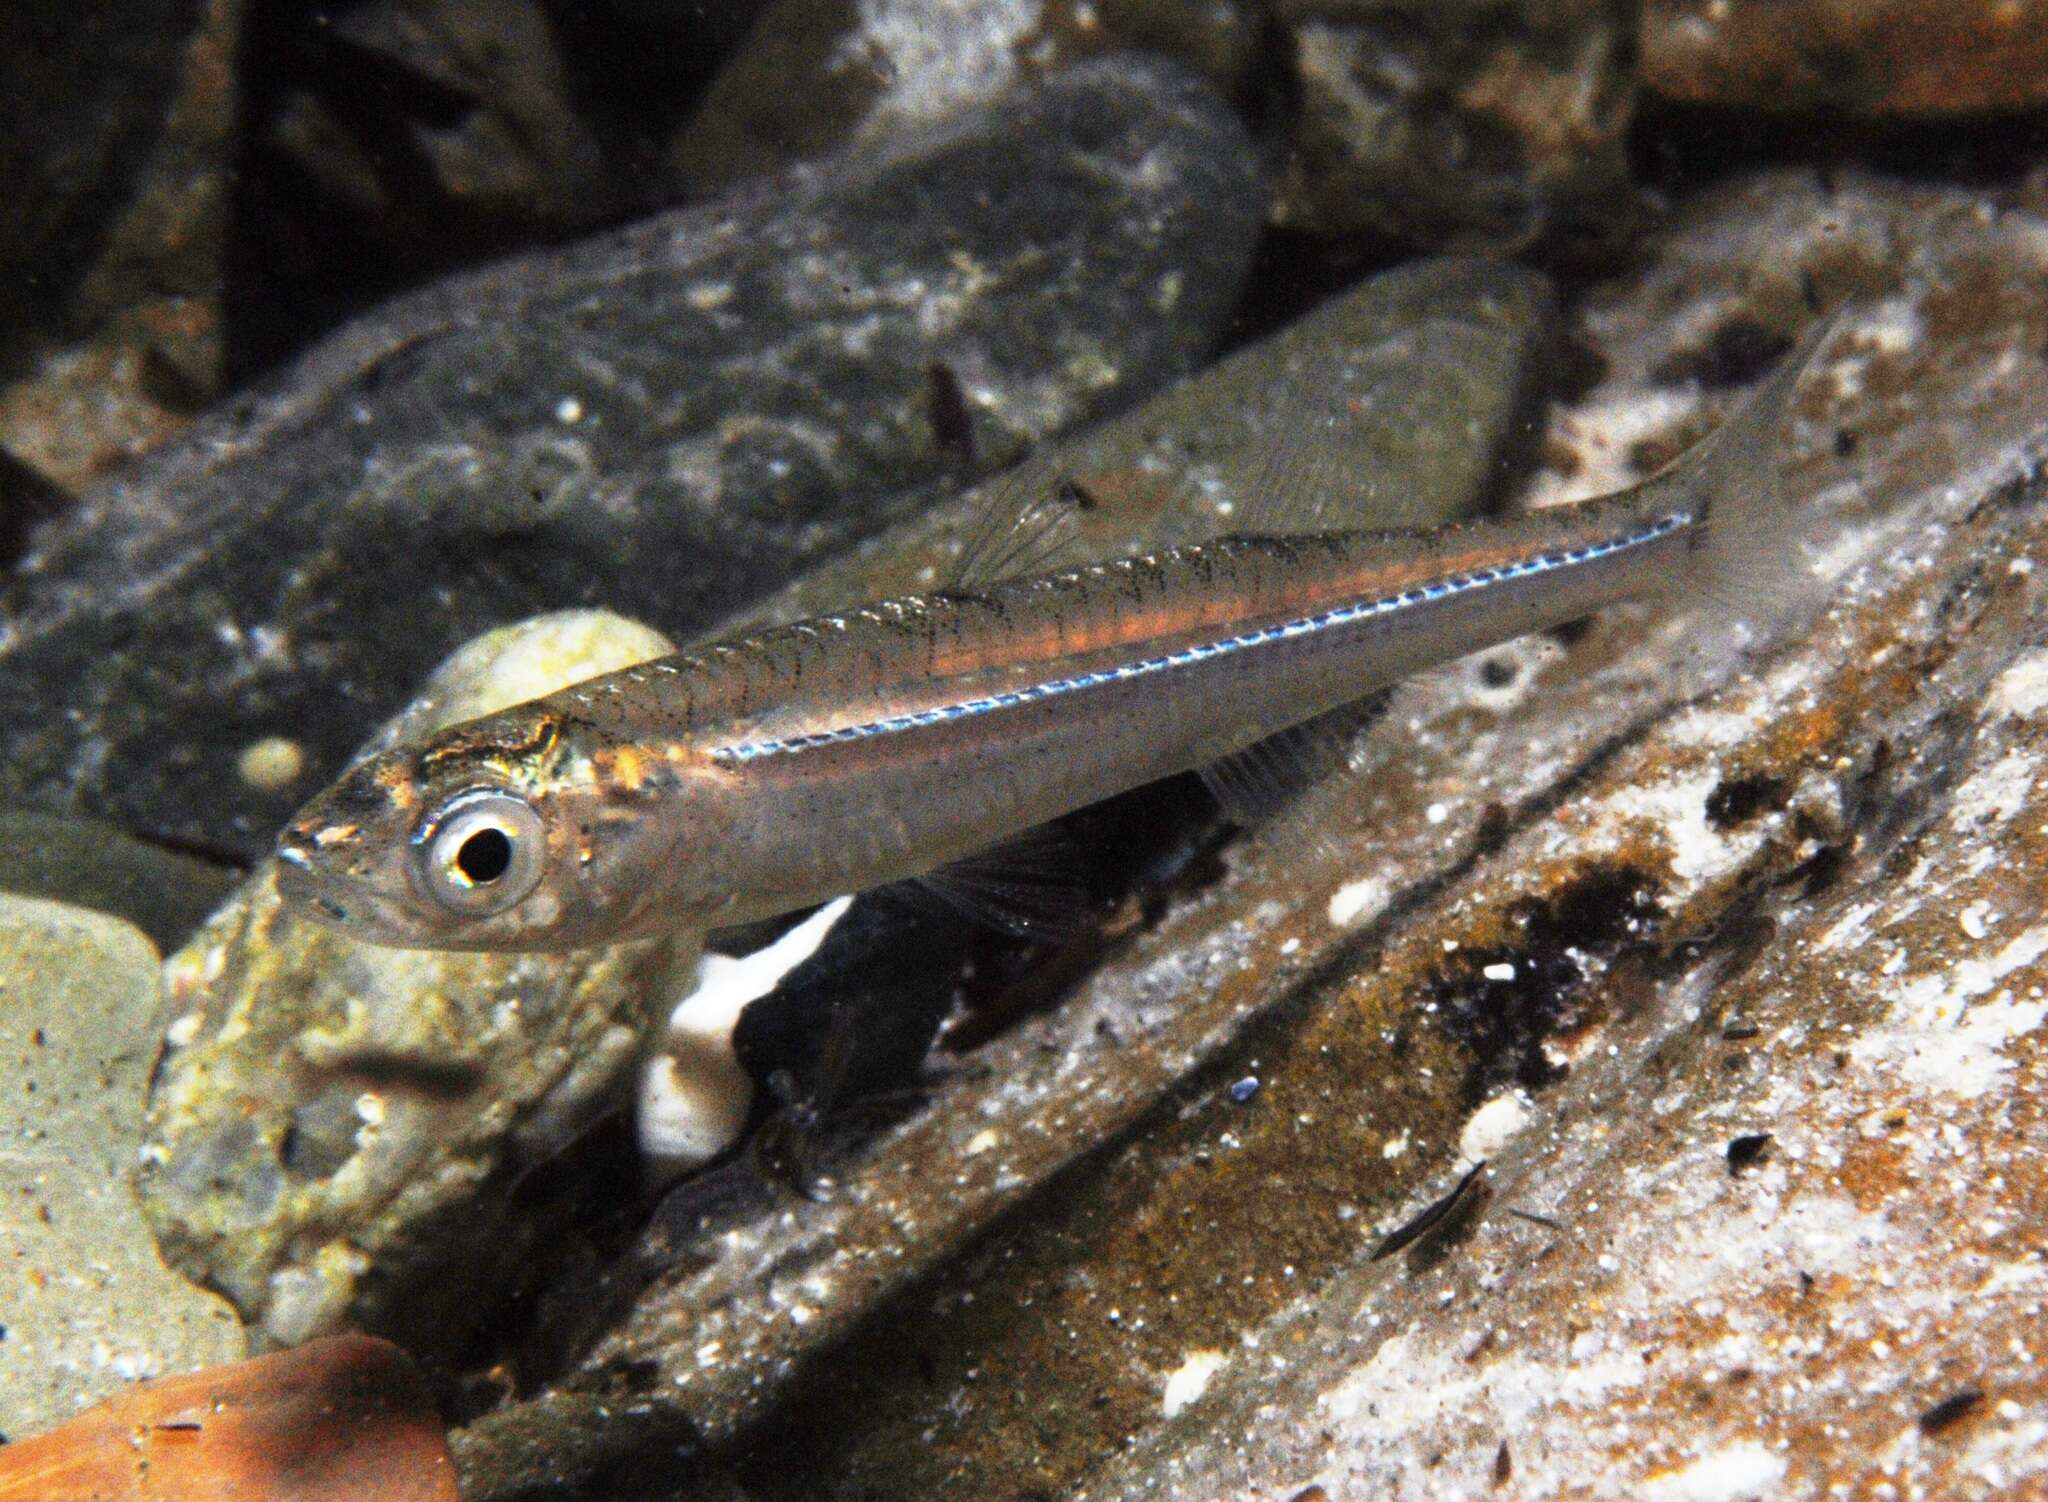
left=0, top=806, right=237, bottom=953
left=0, top=54, right=1261, bottom=859
left=758, top=254, right=1559, bottom=629
left=0, top=895, right=244, bottom=1435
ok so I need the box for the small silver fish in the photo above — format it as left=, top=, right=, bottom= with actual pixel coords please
left=277, top=316, right=1837, bottom=950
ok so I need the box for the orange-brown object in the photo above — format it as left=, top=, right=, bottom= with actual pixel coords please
left=0, top=1335, right=458, bottom=1502
left=1644, top=0, right=2048, bottom=116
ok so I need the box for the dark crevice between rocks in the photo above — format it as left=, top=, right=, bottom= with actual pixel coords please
left=1632, top=99, right=2048, bottom=202
left=0, top=446, right=71, bottom=572
left=222, top=2, right=745, bottom=381
left=943, top=774, right=1232, bottom=1052
left=1704, top=772, right=1794, bottom=830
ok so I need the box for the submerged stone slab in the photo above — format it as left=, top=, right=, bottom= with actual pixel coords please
left=0, top=54, right=1261, bottom=859
left=140, top=611, right=701, bottom=1356
left=0, top=895, right=244, bottom=1435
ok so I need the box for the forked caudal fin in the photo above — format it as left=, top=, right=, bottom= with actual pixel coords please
left=1637, top=305, right=1848, bottom=618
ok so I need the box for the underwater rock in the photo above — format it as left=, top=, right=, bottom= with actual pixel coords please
left=1644, top=0, right=2048, bottom=116
left=0, top=895, right=244, bottom=1436
left=0, top=0, right=241, bottom=493
left=0, top=54, right=1262, bottom=860
left=448, top=252, right=1561, bottom=1497
left=140, top=610, right=701, bottom=1356
left=764, top=253, right=1559, bottom=623
left=665, top=0, right=1258, bottom=197
left=1058, top=174, right=2048, bottom=1502
left=0, top=807, right=237, bottom=954
left=1271, top=0, right=1640, bottom=254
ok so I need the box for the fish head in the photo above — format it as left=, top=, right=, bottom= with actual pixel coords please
left=275, top=705, right=713, bottom=950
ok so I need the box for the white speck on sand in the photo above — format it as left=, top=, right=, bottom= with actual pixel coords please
left=1460, top=1091, right=1535, bottom=1161
left=1162, top=1349, right=1228, bottom=1418
left=1639, top=1441, right=1787, bottom=1501
left=1329, top=876, right=1390, bottom=928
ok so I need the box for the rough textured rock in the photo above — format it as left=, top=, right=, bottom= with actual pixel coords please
left=1644, top=0, right=2048, bottom=116
left=764, top=253, right=1558, bottom=624
left=446, top=253, right=1562, bottom=1500
left=1050, top=184, right=2048, bottom=1502
left=1272, top=0, right=1640, bottom=253
left=0, top=0, right=243, bottom=493
left=665, top=0, right=1259, bottom=197
left=0, top=895, right=244, bottom=1436
left=452, top=175, right=2048, bottom=1500
left=141, top=611, right=700, bottom=1356
left=0, top=808, right=237, bottom=954
left=0, top=54, right=1262, bottom=859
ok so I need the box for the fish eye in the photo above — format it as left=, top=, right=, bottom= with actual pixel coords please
left=413, top=789, right=545, bottom=916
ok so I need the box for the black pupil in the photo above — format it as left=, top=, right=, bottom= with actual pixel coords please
left=456, top=827, right=514, bottom=884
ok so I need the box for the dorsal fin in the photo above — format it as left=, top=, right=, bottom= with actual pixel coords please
left=943, top=456, right=1093, bottom=593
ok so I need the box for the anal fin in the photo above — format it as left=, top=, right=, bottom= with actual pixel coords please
left=1198, top=693, right=1386, bottom=826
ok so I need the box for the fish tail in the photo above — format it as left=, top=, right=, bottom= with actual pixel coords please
left=1645, top=306, right=1846, bottom=618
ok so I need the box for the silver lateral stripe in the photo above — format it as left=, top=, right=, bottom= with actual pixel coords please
left=716, top=512, right=1691, bottom=764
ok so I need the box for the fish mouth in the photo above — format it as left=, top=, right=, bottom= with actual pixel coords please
left=272, top=846, right=355, bottom=928
left=272, top=834, right=453, bottom=947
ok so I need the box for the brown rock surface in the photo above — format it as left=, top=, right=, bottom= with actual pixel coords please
left=1645, top=0, right=2048, bottom=116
